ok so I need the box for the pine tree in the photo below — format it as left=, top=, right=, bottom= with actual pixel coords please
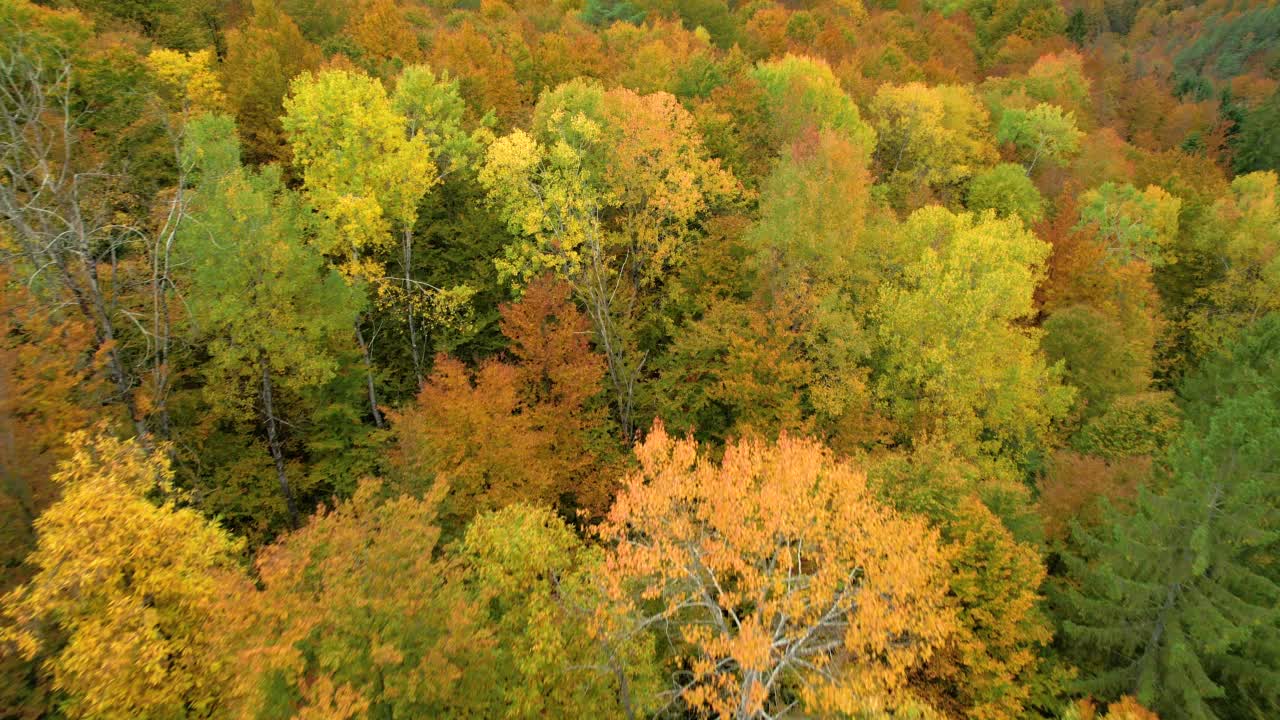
left=1056, top=315, right=1280, bottom=720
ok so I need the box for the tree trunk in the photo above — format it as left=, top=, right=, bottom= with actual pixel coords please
left=403, top=228, right=423, bottom=386
left=354, top=320, right=386, bottom=428
left=260, top=355, right=299, bottom=527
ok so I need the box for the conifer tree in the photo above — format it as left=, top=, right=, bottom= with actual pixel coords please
left=1057, top=315, right=1280, bottom=720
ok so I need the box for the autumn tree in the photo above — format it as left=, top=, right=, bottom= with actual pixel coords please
left=216, top=479, right=494, bottom=718
left=283, top=65, right=482, bottom=390
left=2, top=432, right=244, bottom=719
left=458, top=504, right=658, bottom=718
left=1035, top=194, right=1162, bottom=398
left=1036, top=450, right=1149, bottom=543
left=479, top=79, right=739, bottom=437
left=872, top=207, right=1073, bottom=459
left=869, top=81, right=998, bottom=206
left=1183, top=171, right=1280, bottom=360
left=597, top=424, right=955, bottom=717
left=344, top=0, right=420, bottom=72
left=0, top=2, right=157, bottom=440
left=1062, top=696, right=1162, bottom=720
left=871, top=446, right=1059, bottom=720
left=180, top=114, right=362, bottom=527
left=221, top=0, right=321, bottom=165
left=390, top=276, right=612, bottom=530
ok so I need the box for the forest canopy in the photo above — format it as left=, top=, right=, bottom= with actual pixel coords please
left=1, top=0, right=1278, bottom=718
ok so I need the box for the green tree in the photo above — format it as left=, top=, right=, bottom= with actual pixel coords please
left=180, top=114, right=362, bottom=527
left=966, top=162, right=1045, bottom=225
left=1233, top=88, right=1280, bottom=174
left=996, top=103, right=1083, bottom=174
left=458, top=504, right=655, bottom=718
left=751, top=54, right=877, bottom=156
left=1078, top=182, right=1181, bottom=266
left=1057, top=315, right=1280, bottom=719
left=1043, top=305, right=1150, bottom=417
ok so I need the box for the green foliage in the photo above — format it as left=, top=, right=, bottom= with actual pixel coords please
left=1057, top=315, right=1280, bottom=719
left=1042, top=305, right=1149, bottom=417
left=996, top=103, right=1083, bottom=173
left=1078, top=182, right=1180, bottom=266
left=752, top=54, right=877, bottom=156
left=1234, top=89, right=1280, bottom=175
left=1070, top=392, right=1183, bottom=460
left=1174, top=5, right=1280, bottom=83
left=966, top=162, right=1045, bottom=224
left=581, top=0, right=645, bottom=27
left=458, top=505, right=653, bottom=718
left=181, top=115, right=362, bottom=417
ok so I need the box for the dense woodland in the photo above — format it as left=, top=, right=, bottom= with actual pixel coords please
left=0, top=0, right=1278, bottom=717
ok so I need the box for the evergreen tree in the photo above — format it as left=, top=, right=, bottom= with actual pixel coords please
left=1056, top=315, right=1280, bottom=720
left=1233, top=89, right=1280, bottom=175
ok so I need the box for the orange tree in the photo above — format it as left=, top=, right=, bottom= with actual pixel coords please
left=596, top=424, right=954, bottom=718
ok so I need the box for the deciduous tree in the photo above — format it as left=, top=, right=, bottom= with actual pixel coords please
left=597, top=425, right=954, bottom=718
left=2, top=432, right=244, bottom=719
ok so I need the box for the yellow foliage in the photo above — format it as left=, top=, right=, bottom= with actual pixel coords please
left=1, top=432, right=244, bottom=719
left=146, top=48, right=226, bottom=119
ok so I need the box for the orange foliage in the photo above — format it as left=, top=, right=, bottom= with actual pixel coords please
left=1037, top=450, right=1149, bottom=541
left=0, top=273, right=106, bottom=591
left=1070, top=695, right=1162, bottom=720
left=345, top=0, right=420, bottom=68
left=390, top=277, right=612, bottom=526
left=427, top=21, right=528, bottom=126
left=597, top=424, right=954, bottom=716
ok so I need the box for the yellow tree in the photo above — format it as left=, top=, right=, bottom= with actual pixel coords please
left=873, top=207, right=1073, bottom=459
left=597, top=424, right=954, bottom=718
left=1186, top=171, right=1280, bottom=359
left=869, top=82, right=999, bottom=206
left=479, top=80, right=739, bottom=437
left=2, top=432, right=244, bottom=720
left=870, top=446, right=1060, bottom=720
left=282, top=65, right=482, bottom=413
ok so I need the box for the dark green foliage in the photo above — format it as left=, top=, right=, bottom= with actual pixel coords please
left=1042, top=305, right=1146, bottom=417
left=1056, top=315, right=1280, bottom=720
left=1234, top=89, right=1280, bottom=174
left=580, top=0, right=645, bottom=27
left=1175, top=6, right=1280, bottom=84
left=70, top=0, right=224, bottom=50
